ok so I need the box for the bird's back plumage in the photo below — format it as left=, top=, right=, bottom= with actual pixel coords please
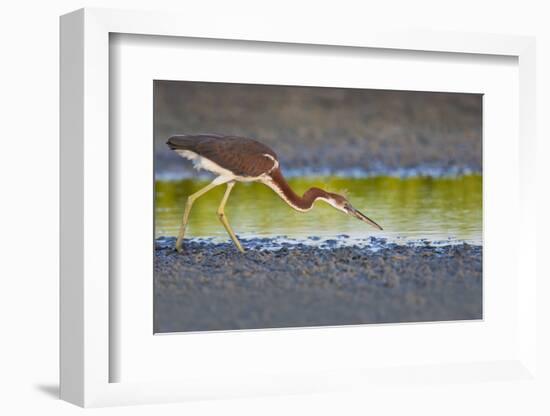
left=167, top=134, right=278, bottom=178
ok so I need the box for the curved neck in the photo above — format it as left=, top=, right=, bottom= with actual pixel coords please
left=266, top=168, right=329, bottom=212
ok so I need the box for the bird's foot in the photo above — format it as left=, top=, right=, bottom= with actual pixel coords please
left=175, top=235, right=184, bottom=253
left=232, top=237, right=245, bottom=253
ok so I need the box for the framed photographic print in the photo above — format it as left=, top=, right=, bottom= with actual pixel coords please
left=60, top=8, right=538, bottom=407
left=152, top=81, right=482, bottom=333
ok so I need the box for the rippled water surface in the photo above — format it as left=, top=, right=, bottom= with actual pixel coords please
left=155, top=175, right=482, bottom=245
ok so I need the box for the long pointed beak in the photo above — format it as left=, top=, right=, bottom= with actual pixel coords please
left=350, top=207, right=383, bottom=230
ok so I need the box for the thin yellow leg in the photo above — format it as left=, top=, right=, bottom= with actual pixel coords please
left=176, top=178, right=226, bottom=252
left=217, top=182, right=244, bottom=253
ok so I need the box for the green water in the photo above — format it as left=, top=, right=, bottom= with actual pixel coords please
left=155, top=175, right=482, bottom=244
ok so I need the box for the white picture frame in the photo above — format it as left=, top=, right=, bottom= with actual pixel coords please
left=60, top=7, right=538, bottom=408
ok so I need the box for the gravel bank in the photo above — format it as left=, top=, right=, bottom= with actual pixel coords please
left=154, top=237, right=482, bottom=333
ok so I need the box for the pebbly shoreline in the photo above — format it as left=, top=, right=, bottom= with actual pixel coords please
left=154, top=237, right=482, bottom=333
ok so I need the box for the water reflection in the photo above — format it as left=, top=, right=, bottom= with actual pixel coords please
left=155, top=175, right=482, bottom=244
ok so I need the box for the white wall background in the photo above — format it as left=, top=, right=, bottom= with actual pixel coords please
left=0, top=1, right=548, bottom=414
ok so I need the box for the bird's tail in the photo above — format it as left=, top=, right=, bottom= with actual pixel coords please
left=166, top=135, right=196, bottom=150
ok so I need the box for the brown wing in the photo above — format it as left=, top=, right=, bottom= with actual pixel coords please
left=167, top=134, right=278, bottom=177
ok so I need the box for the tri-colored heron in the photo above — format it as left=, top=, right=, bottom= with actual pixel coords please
left=167, top=134, right=383, bottom=252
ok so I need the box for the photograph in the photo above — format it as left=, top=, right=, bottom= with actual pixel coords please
left=153, top=80, right=482, bottom=333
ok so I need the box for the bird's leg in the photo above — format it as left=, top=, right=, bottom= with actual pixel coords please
left=217, top=182, right=244, bottom=253
left=176, top=179, right=224, bottom=252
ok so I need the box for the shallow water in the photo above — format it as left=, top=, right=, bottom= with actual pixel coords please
left=155, top=175, right=482, bottom=245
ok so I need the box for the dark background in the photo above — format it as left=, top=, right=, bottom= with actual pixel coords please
left=154, top=81, right=482, bottom=177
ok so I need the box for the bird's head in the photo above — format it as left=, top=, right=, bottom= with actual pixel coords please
left=321, top=192, right=383, bottom=230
